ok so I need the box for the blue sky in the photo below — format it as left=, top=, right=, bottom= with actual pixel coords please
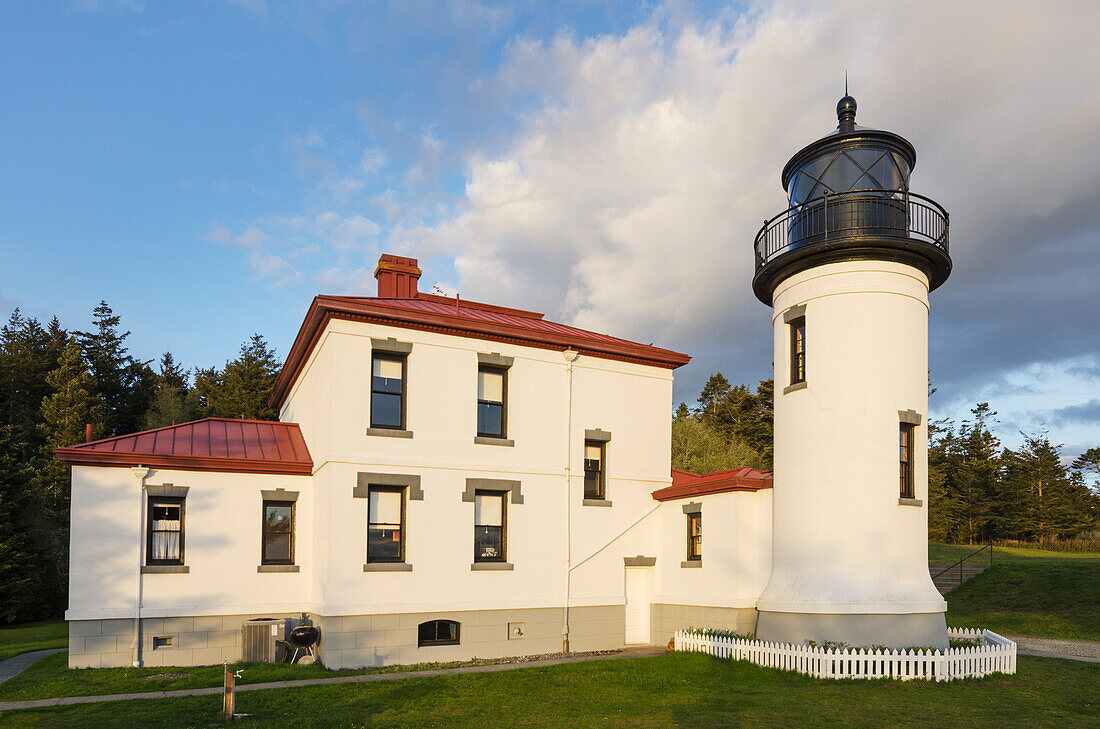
left=1, top=1, right=1098, bottom=459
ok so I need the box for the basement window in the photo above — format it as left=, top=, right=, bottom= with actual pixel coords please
left=152, top=636, right=173, bottom=650
left=418, top=619, right=460, bottom=647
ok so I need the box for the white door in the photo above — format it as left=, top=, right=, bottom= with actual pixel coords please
left=624, top=566, right=652, bottom=645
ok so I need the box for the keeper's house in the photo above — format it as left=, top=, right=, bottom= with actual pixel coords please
left=57, top=254, right=773, bottom=669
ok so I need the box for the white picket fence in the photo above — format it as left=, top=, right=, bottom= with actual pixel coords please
left=673, top=627, right=1016, bottom=681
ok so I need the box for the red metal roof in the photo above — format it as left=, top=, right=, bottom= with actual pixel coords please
left=269, top=292, right=691, bottom=409
left=55, top=418, right=313, bottom=475
left=652, top=466, right=773, bottom=501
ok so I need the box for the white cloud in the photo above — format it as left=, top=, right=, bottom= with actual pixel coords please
left=204, top=225, right=269, bottom=247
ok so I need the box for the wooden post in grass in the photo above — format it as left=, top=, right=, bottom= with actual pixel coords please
left=223, top=658, right=234, bottom=718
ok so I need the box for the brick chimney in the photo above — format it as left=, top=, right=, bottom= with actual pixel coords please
left=374, top=254, right=422, bottom=299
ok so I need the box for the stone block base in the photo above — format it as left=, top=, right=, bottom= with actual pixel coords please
left=650, top=604, right=758, bottom=646
left=755, top=610, right=948, bottom=650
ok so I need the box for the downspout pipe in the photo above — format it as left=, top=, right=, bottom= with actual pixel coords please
left=561, top=349, right=578, bottom=654
left=131, top=466, right=150, bottom=667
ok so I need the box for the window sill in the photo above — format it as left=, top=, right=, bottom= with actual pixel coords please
left=142, top=565, right=189, bottom=574
left=782, top=381, right=807, bottom=395
left=471, top=562, right=514, bottom=571
left=474, top=436, right=514, bottom=447
left=363, top=562, right=413, bottom=572
left=582, top=498, right=613, bottom=507
left=681, top=560, right=703, bottom=569
left=366, top=427, right=413, bottom=439
left=257, top=564, right=300, bottom=573
left=898, top=497, right=923, bottom=507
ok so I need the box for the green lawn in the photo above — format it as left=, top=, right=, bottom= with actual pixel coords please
left=930, top=543, right=1100, bottom=641
left=1, top=653, right=1096, bottom=729
left=0, top=621, right=67, bottom=663
left=0, top=651, right=482, bottom=702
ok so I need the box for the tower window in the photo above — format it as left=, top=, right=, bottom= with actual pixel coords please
left=899, top=423, right=915, bottom=499
left=789, top=317, right=806, bottom=385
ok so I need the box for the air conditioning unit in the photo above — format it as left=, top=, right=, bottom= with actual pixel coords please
left=242, top=618, right=285, bottom=663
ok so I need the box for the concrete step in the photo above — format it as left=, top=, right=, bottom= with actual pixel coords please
left=929, top=563, right=989, bottom=595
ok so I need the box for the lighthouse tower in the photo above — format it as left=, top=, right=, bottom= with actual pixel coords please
left=753, top=95, right=952, bottom=649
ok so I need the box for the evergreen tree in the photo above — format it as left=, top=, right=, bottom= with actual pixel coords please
left=1071, top=447, right=1100, bottom=494
left=1001, top=433, right=1096, bottom=544
left=74, top=301, right=151, bottom=435
left=142, top=352, right=196, bottom=429
left=672, top=409, right=765, bottom=474
left=200, top=335, right=281, bottom=420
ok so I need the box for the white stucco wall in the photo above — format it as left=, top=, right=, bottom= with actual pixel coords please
left=67, top=466, right=312, bottom=621
left=758, top=260, right=945, bottom=615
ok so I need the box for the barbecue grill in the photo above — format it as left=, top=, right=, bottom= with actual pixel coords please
left=286, top=625, right=320, bottom=664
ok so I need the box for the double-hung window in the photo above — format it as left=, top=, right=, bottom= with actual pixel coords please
left=371, top=353, right=406, bottom=430
left=789, top=316, right=806, bottom=386
left=473, top=491, right=506, bottom=563
left=686, top=512, right=702, bottom=562
left=584, top=441, right=605, bottom=499
left=899, top=423, right=915, bottom=499
left=262, top=500, right=294, bottom=565
left=147, top=497, right=184, bottom=565
left=477, top=367, right=507, bottom=438
left=367, top=487, right=405, bottom=563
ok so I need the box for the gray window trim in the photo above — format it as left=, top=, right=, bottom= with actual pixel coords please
left=147, top=484, right=189, bottom=498
left=474, top=436, right=514, bottom=447
left=782, top=303, right=807, bottom=323
left=260, top=488, right=299, bottom=502
left=257, top=564, right=300, bottom=573
left=371, top=337, right=413, bottom=354
left=623, top=555, right=656, bottom=567
left=782, top=381, right=808, bottom=395
left=366, top=427, right=413, bottom=438
left=462, top=478, right=523, bottom=505
left=477, top=352, right=514, bottom=368
left=354, top=473, right=424, bottom=501
left=898, top=497, right=923, bottom=507
left=680, top=560, right=703, bottom=569
left=470, top=562, right=514, bottom=571
left=582, top=498, right=613, bottom=507
left=364, top=562, right=413, bottom=572
left=898, top=409, right=923, bottom=425
left=584, top=428, right=612, bottom=442
left=682, top=501, right=703, bottom=515
left=141, top=565, right=189, bottom=574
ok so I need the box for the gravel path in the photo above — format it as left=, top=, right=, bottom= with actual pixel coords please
left=1007, top=636, right=1100, bottom=663
left=0, top=650, right=64, bottom=685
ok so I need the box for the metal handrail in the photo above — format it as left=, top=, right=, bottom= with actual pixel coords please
left=932, top=544, right=993, bottom=590
left=754, top=188, right=949, bottom=272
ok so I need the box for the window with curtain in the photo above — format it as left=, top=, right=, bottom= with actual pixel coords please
left=371, top=353, right=406, bottom=429
left=477, top=366, right=506, bottom=438
left=262, top=500, right=294, bottom=565
left=367, top=487, right=405, bottom=563
left=474, top=491, right=505, bottom=562
left=147, top=497, right=184, bottom=565
left=584, top=441, right=605, bottom=499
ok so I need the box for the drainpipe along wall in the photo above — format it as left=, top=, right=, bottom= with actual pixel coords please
left=130, top=466, right=150, bottom=667
left=561, top=349, right=578, bottom=653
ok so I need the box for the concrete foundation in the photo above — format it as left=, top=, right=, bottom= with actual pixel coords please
left=650, top=604, right=757, bottom=646
left=68, top=605, right=626, bottom=670
left=755, top=609, right=949, bottom=650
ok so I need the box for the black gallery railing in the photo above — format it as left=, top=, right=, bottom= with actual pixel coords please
left=754, top=189, right=949, bottom=272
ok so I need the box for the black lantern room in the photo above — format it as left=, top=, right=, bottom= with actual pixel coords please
left=752, top=95, right=951, bottom=304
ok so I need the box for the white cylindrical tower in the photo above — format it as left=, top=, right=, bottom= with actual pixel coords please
left=752, top=95, right=952, bottom=649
